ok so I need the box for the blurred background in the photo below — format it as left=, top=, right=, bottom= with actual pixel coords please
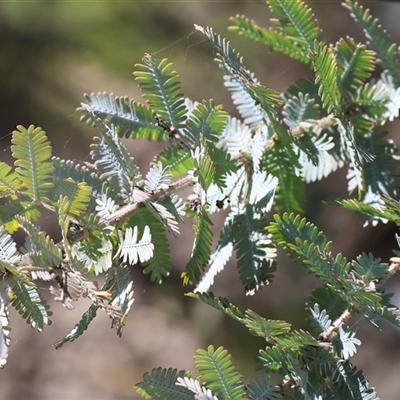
left=1, top=1, right=400, bottom=399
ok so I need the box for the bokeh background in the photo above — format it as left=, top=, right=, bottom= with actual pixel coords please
left=1, top=1, right=400, bottom=399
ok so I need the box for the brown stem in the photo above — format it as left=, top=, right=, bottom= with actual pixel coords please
left=99, top=174, right=195, bottom=225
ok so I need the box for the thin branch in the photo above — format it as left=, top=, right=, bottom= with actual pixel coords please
left=99, top=174, right=195, bottom=225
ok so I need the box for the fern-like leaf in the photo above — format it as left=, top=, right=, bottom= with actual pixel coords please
left=182, top=208, right=213, bottom=285
left=52, top=157, right=104, bottom=207
left=334, top=198, right=399, bottom=225
left=194, top=345, right=246, bottom=400
left=267, top=213, right=350, bottom=286
left=266, top=0, right=321, bottom=48
left=335, top=325, right=361, bottom=359
left=186, top=292, right=245, bottom=321
left=311, top=41, right=341, bottom=114
left=337, top=119, right=364, bottom=197
left=264, top=146, right=306, bottom=214
left=243, top=310, right=291, bottom=341
left=352, top=252, right=388, bottom=282
left=90, top=121, right=142, bottom=200
left=145, top=162, right=171, bottom=192
left=134, top=54, right=187, bottom=131
left=135, top=367, right=192, bottom=400
left=116, top=225, right=154, bottom=265
left=0, top=226, right=20, bottom=264
left=54, top=181, right=91, bottom=218
left=11, top=125, right=54, bottom=202
left=176, top=377, right=218, bottom=400
left=79, top=92, right=159, bottom=140
left=233, top=207, right=277, bottom=294
left=248, top=171, right=278, bottom=211
left=246, top=375, right=282, bottom=400
left=283, top=92, right=320, bottom=129
left=192, top=148, right=215, bottom=192
left=222, top=76, right=271, bottom=132
left=344, top=0, right=400, bottom=87
left=17, top=217, right=62, bottom=266
left=7, top=277, right=52, bottom=332
left=336, top=37, right=375, bottom=91
left=54, top=304, right=98, bottom=349
left=127, top=208, right=172, bottom=283
left=0, top=162, right=20, bottom=199
left=108, top=265, right=134, bottom=335
left=308, top=303, right=331, bottom=335
left=195, top=242, right=233, bottom=294
left=230, top=15, right=310, bottom=65
left=195, top=25, right=282, bottom=119
left=184, top=100, right=227, bottom=148
left=156, top=146, right=194, bottom=177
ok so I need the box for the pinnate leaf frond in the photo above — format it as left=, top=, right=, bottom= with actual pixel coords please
left=54, top=304, right=98, bottom=349
left=79, top=92, right=159, bottom=141
left=233, top=207, right=277, bottom=294
left=194, top=345, right=246, bottom=400
left=135, top=367, right=192, bottom=400
left=7, top=277, right=52, bottom=332
left=116, top=225, right=154, bottom=265
left=11, top=125, right=54, bottom=202
left=336, top=37, right=375, bottom=91
left=195, top=25, right=282, bottom=119
left=266, top=0, right=321, bottom=48
left=230, top=15, right=310, bottom=64
left=311, top=41, right=341, bottom=114
left=0, top=162, right=20, bottom=199
left=344, top=0, right=400, bottom=86
left=182, top=208, right=213, bottom=286
left=134, top=54, right=187, bottom=131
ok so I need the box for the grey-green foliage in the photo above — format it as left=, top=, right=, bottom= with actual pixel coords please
left=1, top=0, right=400, bottom=398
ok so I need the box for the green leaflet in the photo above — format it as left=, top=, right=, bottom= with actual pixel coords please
left=344, top=0, right=400, bottom=87
left=54, top=180, right=91, bottom=218
left=336, top=37, right=375, bottom=92
left=8, top=276, right=52, bottom=332
left=233, top=207, right=277, bottom=294
left=266, top=0, right=321, bottom=48
left=245, top=376, right=281, bottom=400
left=311, top=41, right=341, bottom=115
left=54, top=304, right=98, bottom=349
left=134, top=54, right=187, bottom=131
left=335, top=197, right=400, bottom=226
left=264, top=144, right=306, bottom=214
left=135, top=368, right=192, bottom=400
left=230, top=15, right=310, bottom=65
left=243, top=310, right=291, bottom=341
left=187, top=292, right=245, bottom=321
left=17, top=217, right=63, bottom=266
left=11, top=125, right=54, bottom=202
left=182, top=207, right=213, bottom=286
left=127, top=208, right=171, bottom=283
left=196, top=25, right=282, bottom=119
left=194, top=345, right=246, bottom=400
left=267, top=213, right=350, bottom=285
left=0, top=162, right=20, bottom=199
left=184, top=100, right=227, bottom=148
left=156, top=146, right=194, bottom=177
left=79, top=92, right=159, bottom=141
